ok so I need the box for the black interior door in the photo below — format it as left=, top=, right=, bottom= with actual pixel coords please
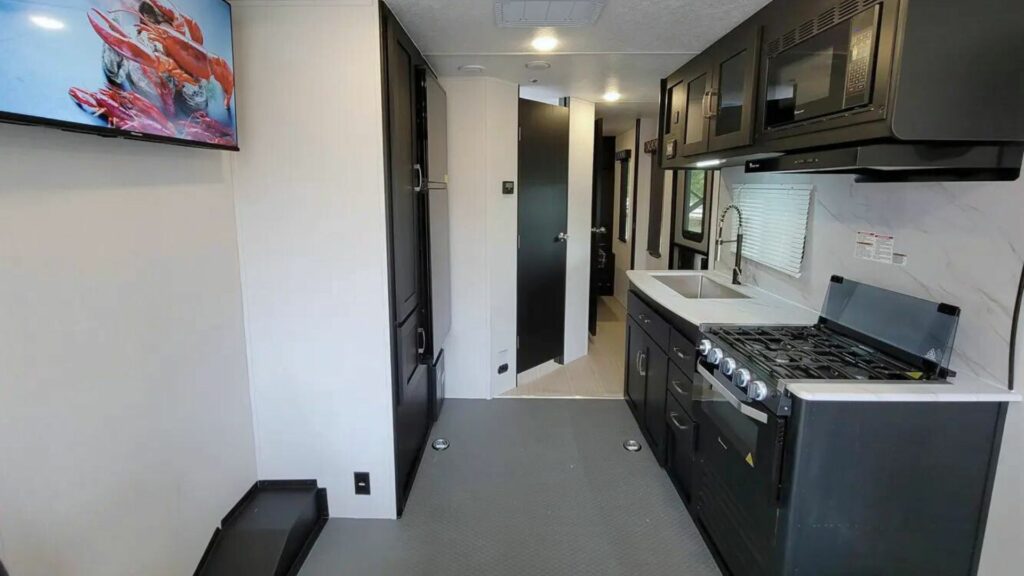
left=517, top=98, right=569, bottom=374
left=589, top=126, right=615, bottom=335
left=383, top=7, right=430, bottom=514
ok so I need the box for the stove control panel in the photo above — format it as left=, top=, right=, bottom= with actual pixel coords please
left=698, top=333, right=792, bottom=417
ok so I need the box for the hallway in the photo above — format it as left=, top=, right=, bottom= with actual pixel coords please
left=299, top=399, right=719, bottom=576
left=504, top=296, right=626, bottom=398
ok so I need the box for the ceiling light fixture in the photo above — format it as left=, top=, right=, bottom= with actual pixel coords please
left=531, top=35, right=558, bottom=52
left=458, top=64, right=487, bottom=74
left=29, top=14, right=65, bottom=30
left=525, top=60, right=552, bottom=71
left=602, top=91, right=621, bottom=102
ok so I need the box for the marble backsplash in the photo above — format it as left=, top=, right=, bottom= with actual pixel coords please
left=715, top=166, right=1024, bottom=389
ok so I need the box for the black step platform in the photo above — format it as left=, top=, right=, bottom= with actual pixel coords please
left=195, top=480, right=329, bottom=576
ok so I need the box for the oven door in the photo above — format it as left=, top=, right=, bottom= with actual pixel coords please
left=694, top=365, right=786, bottom=574
left=764, top=5, right=881, bottom=130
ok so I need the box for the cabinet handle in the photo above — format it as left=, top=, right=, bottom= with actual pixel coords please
left=707, top=89, right=719, bottom=119
left=416, top=327, right=426, bottom=355
left=669, top=412, right=689, bottom=431
left=638, top=351, right=648, bottom=376
left=672, top=346, right=689, bottom=360
left=671, top=380, right=690, bottom=398
left=638, top=313, right=651, bottom=325
left=702, top=90, right=712, bottom=119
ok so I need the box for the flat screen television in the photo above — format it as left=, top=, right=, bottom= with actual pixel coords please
left=0, top=0, right=237, bottom=150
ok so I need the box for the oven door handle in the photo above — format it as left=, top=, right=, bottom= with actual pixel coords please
left=697, top=365, right=769, bottom=424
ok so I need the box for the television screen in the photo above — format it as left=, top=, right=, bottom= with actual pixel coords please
left=0, top=0, right=237, bottom=150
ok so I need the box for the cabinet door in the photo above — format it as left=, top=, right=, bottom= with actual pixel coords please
left=644, top=343, right=669, bottom=465
left=625, top=319, right=647, bottom=424
left=662, top=80, right=687, bottom=163
left=386, top=21, right=423, bottom=323
left=708, top=25, right=760, bottom=153
left=679, top=58, right=712, bottom=158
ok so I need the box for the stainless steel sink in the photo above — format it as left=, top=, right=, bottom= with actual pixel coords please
left=653, top=274, right=749, bottom=300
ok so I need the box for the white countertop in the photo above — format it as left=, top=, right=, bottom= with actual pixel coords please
left=626, top=269, right=819, bottom=327
left=628, top=270, right=1020, bottom=403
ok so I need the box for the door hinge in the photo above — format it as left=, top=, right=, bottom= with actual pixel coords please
left=517, top=234, right=521, bottom=249
left=518, top=126, right=522, bottom=141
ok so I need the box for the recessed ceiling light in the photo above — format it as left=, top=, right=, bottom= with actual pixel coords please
left=531, top=35, right=558, bottom=52
left=602, top=91, right=621, bottom=102
left=29, top=14, right=64, bottom=30
left=525, top=60, right=551, bottom=71
left=458, top=64, right=487, bottom=73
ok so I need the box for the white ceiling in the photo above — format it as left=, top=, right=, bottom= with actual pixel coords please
left=385, top=0, right=769, bottom=136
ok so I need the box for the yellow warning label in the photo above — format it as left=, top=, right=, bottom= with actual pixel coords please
left=905, top=371, right=924, bottom=380
left=745, top=453, right=755, bottom=467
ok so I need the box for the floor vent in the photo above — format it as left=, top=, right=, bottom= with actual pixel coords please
left=494, top=1, right=605, bottom=28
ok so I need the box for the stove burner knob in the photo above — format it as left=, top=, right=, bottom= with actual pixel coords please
left=749, top=380, right=769, bottom=402
left=734, top=368, right=751, bottom=388
left=707, top=348, right=724, bottom=365
left=721, top=358, right=737, bottom=376
left=698, top=339, right=713, bottom=356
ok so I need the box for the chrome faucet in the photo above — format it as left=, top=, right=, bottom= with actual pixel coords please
left=716, top=204, right=744, bottom=286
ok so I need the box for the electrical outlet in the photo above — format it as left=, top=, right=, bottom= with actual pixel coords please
left=354, top=472, right=371, bottom=495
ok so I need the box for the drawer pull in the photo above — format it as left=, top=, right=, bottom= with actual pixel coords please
left=669, top=412, right=690, bottom=431
left=638, top=312, right=651, bottom=324
left=671, top=380, right=690, bottom=398
left=672, top=346, right=689, bottom=360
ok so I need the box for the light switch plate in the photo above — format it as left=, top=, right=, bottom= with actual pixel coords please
left=502, top=181, right=515, bottom=195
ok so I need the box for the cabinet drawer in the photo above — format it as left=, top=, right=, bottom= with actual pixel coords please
left=666, top=393, right=696, bottom=501
left=667, top=362, right=694, bottom=416
left=668, top=327, right=697, bottom=373
left=627, top=291, right=670, bottom=346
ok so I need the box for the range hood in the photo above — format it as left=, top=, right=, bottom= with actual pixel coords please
left=744, top=143, right=1024, bottom=182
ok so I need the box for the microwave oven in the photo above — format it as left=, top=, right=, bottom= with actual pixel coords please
left=758, top=0, right=897, bottom=141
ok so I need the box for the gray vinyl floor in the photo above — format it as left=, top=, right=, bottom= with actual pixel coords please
left=300, top=399, right=720, bottom=576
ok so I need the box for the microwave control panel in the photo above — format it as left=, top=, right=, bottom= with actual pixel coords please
left=843, top=7, right=880, bottom=109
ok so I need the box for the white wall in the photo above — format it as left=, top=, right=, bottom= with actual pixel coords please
left=714, top=167, right=1024, bottom=576
left=564, top=98, right=596, bottom=364
left=230, top=1, right=396, bottom=518
left=443, top=76, right=519, bottom=399
left=0, top=125, right=256, bottom=576
left=612, top=125, right=637, bottom=308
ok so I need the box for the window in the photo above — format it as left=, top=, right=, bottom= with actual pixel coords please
left=680, top=171, right=708, bottom=241
left=726, top=184, right=812, bottom=277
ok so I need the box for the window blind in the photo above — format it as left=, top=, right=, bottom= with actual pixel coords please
left=726, top=184, right=812, bottom=278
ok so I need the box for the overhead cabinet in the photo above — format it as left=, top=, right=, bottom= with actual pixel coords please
left=659, top=0, right=1024, bottom=180
left=662, top=22, right=760, bottom=166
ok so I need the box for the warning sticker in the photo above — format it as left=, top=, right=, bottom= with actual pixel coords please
left=854, top=231, right=898, bottom=265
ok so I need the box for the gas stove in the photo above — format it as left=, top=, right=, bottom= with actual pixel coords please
left=694, top=276, right=960, bottom=417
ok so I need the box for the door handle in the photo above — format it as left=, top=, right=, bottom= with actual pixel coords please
left=413, top=164, right=424, bottom=192
left=416, top=327, right=426, bottom=355
left=556, top=232, right=569, bottom=242
left=591, top=226, right=607, bottom=234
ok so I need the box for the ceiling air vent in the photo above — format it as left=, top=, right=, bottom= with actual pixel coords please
left=494, top=1, right=605, bottom=28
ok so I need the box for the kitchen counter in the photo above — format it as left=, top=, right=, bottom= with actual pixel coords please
left=626, top=269, right=819, bottom=327
left=627, top=270, right=1020, bottom=403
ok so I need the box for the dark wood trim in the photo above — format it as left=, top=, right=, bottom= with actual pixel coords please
left=629, top=118, right=641, bottom=270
